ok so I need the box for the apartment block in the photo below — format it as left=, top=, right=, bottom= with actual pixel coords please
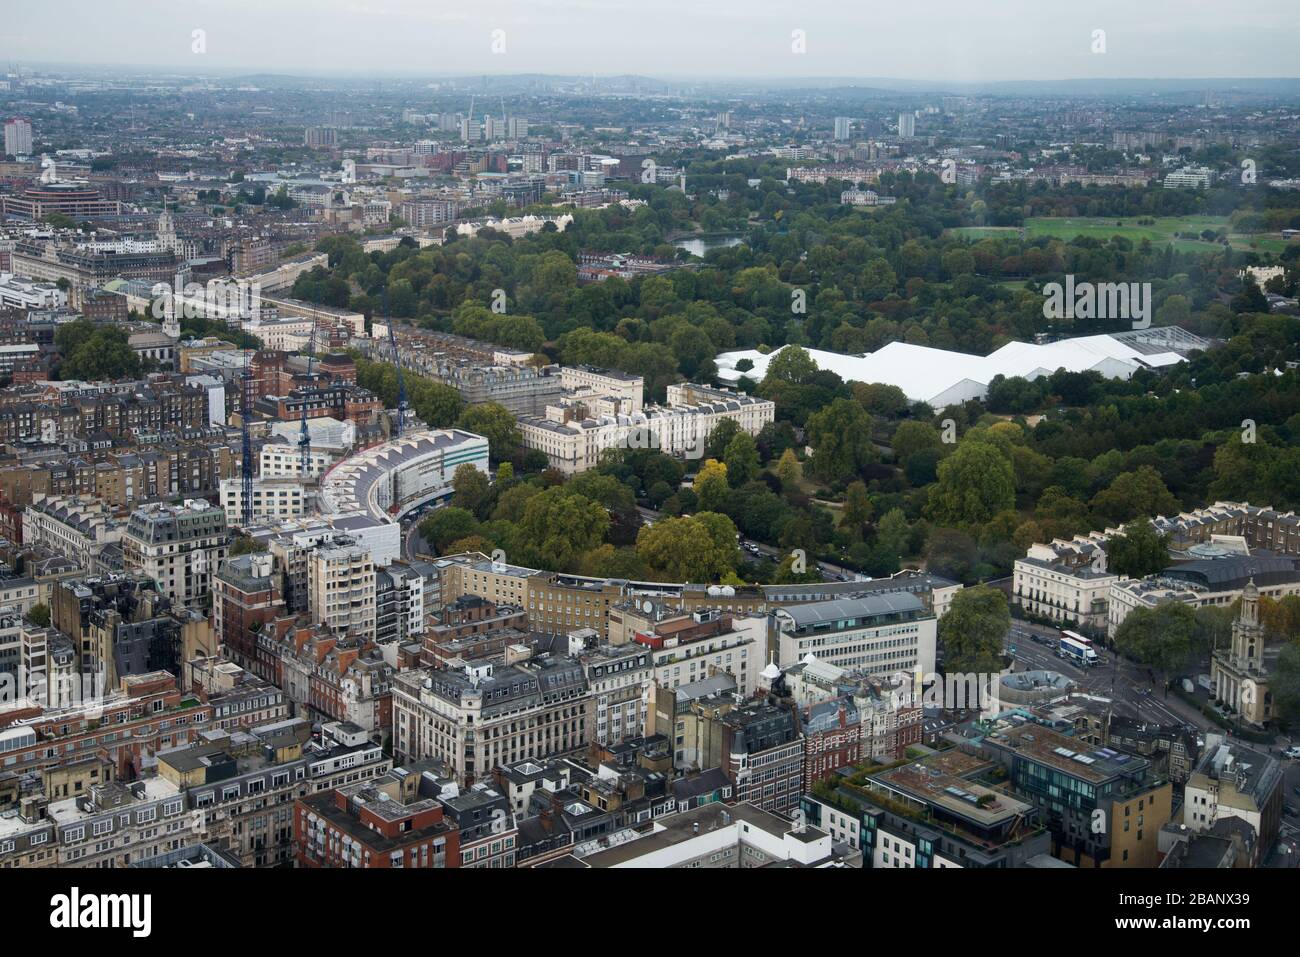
left=308, top=539, right=376, bottom=639
left=519, top=384, right=774, bottom=476
left=122, top=500, right=228, bottom=609
left=212, top=552, right=286, bottom=666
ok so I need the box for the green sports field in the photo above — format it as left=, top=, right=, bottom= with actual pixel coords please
left=948, top=216, right=1288, bottom=255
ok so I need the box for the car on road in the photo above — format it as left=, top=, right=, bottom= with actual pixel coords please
left=1286, top=804, right=1299, bottom=818
left=1283, top=746, right=1300, bottom=760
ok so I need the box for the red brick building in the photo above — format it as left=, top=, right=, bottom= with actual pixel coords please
left=802, top=698, right=864, bottom=787
left=213, top=552, right=286, bottom=665
left=0, top=672, right=214, bottom=780
left=295, top=778, right=459, bottom=868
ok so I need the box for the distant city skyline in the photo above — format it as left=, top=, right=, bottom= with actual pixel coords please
left=2, top=0, right=1299, bottom=83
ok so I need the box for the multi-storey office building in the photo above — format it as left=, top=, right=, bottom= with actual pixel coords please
left=801, top=697, right=864, bottom=788
left=258, top=439, right=338, bottom=478
left=428, top=360, right=564, bottom=417
left=3, top=188, right=123, bottom=226
left=240, top=622, right=386, bottom=733
left=780, top=656, right=922, bottom=761
left=801, top=750, right=1052, bottom=868
left=633, top=609, right=763, bottom=699
left=184, top=658, right=291, bottom=732
left=1183, top=735, right=1283, bottom=858
left=50, top=572, right=204, bottom=690
left=45, top=777, right=194, bottom=868
left=219, top=476, right=307, bottom=526
left=0, top=672, right=214, bottom=778
left=295, top=774, right=458, bottom=869
left=981, top=720, right=1172, bottom=868
left=0, top=795, right=60, bottom=868
left=717, top=696, right=804, bottom=816
left=420, top=595, right=529, bottom=665
left=545, top=801, right=845, bottom=869
left=440, top=784, right=519, bottom=869
left=437, top=555, right=959, bottom=647
left=0, top=609, right=21, bottom=682
left=157, top=719, right=390, bottom=867
left=392, top=654, right=590, bottom=785
left=771, top=593, right=937, bottom=678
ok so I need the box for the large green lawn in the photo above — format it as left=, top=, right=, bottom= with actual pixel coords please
left=949, top=216, right=1288, bottom=255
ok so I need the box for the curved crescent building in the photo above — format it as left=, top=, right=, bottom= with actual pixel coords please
left=320, top=428, right=489, bottom=524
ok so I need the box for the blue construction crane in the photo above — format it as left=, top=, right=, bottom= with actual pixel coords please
left=385, top=293, right=407, bottom=438
left=298, top=320, right=319, bottom=477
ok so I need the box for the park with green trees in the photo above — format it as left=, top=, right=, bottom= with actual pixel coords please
left=289, top=156, right=1300, bottom=599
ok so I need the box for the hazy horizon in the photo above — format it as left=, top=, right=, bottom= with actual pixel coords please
left=3, top=0, right=1298, bottom=83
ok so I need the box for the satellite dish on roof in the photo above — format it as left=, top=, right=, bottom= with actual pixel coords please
left=642, top=599, right=653, bottom=613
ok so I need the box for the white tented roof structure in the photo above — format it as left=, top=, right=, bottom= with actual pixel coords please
left=715, top=328, right=1209, bottom=408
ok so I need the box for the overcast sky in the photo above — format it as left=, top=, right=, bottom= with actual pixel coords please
left=3, top=0, right=1297, bottom=82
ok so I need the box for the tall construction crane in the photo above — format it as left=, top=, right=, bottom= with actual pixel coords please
left=298, top=320, right=320, bottom=477
left=385, top=293, right=407, bottom=439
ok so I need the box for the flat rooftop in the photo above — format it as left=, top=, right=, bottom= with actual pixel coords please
left=986, top=723, right=1149, bottom=785
left=876, top=753, right=1033, bottom=828
left=555, top=802, right=815, bottom=868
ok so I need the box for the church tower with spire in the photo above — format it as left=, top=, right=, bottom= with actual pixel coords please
left=1231, top=579, right=1264, bottom=670
left=157, top=202, right=177, bottom=251
left=1211, top=579, right=1272, bottom=726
